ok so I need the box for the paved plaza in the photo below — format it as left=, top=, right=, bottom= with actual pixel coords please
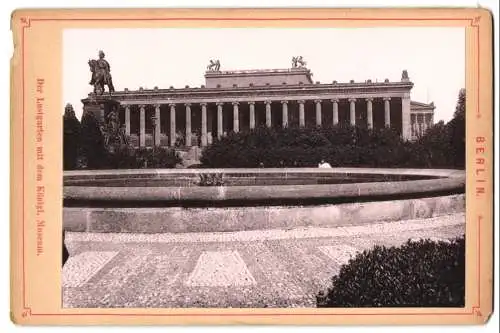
left=63, top=213, right=465, bottom=308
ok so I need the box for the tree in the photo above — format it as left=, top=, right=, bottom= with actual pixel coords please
left=417, top=120, right=452, bottom=167
left=448, top=88, right=466, bottom=168
left=417, top=88, right=466, bottom=169
left=80, top=109, right=106, bottom=169
left=63, top=105, right=81, bottom=170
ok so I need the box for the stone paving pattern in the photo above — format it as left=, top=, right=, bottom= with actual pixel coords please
left=63, top=213, right=465, bottom=308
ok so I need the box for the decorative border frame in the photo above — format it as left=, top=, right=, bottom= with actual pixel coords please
left=11, top=9, right=492, bottom=325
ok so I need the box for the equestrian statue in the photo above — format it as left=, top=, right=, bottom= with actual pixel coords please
left=88, top=50, right=115, bottom=95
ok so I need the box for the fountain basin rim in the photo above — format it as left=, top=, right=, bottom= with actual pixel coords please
left=64, top=168, right=465, bottom=204
left=64, top=167, right=465, bottom=179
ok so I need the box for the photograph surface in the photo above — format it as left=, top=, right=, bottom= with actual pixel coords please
left=62, top=26, right=466, bottom=308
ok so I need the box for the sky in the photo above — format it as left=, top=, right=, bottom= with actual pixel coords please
left=63, top=27, right=465, bottom=122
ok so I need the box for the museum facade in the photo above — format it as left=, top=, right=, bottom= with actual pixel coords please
left=82, top=66, right=435, bottom=148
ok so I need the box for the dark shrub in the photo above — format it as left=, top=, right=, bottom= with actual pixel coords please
left=90, top=145, right=182, bottom=170
left=316, top=236, right=465, bottom=307
left=104, top=144, right=138, bottom=169
left=134, top=147, right=182, bottom=168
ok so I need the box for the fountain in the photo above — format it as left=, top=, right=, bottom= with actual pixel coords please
left=63, top=167, right=465, bottom=233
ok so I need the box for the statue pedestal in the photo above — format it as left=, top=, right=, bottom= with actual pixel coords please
left=83, top=103, right=105, bottom=126
left=82, top=97, right=120, bottom=125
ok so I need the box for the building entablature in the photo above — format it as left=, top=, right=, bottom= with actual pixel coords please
left=82, top=81, right=414, bottom=106
left=410, top=110, right=435, bottom=114
left=410, top=100, right=435, bottom=114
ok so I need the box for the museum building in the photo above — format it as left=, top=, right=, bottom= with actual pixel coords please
left=82, top=66, right=435, bottom=147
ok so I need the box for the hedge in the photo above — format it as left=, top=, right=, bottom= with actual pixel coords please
left=134, top=147, right=182, bottom=169
left=200, top=126, right=433, bottom=168
left=316, top=236, right=465, bottom=307
left=200, top=89, right=465, bottom=169
left=103, top=145, right=182, bottom=169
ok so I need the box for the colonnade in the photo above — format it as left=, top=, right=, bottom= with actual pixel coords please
left=411, top=112, right=434, bottom=139
left=123, top=96, right=404, bottom=147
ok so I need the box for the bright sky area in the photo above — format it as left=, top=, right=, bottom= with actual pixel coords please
left=63, top=27, right=465, bottom=122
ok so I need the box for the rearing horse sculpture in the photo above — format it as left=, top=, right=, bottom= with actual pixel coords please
left=207, top=59, right=221, bottom=71
left=88, top=50, right=115, bottom=95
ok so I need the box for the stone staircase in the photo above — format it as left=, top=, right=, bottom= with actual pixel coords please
left=177, top=146, right=202, bottom=168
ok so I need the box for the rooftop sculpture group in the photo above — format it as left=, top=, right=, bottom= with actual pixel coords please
left=292, top=56, right=307, bottom=68
left=207, top=59, right=221, bottom=72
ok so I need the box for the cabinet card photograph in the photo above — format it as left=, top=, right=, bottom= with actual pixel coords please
left=10, top=8, right=493, bottom=325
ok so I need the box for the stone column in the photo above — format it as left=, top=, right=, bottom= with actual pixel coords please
left=413, top=114, right=418, bottom=136
left=314, top=100, right=322, bottom=126
left=207, top=107, right=213, bottom=144
left=384, top=97, right=391, bottom=128
left=217, top=102, right=223, bottom=139
left=402, top=93, right=411, bottom=140
left=331, top=99, right=339, bottom=126
left=417, top=114, right=425, bottom=135
left=139, top=104, right=146, bottom=147
left=265, top=101, right=272, bottom=127
left=411, top=114, right=416, bottom=137
left=232, top=102, right=239, bottom=133
left=200, top=102, right=208, bottom=147
left=366, top=98, right=373, bottom=130
left=124, top=105, right=131, bottom=136
left=298, top=100, right=305, bottom=128
left=248, top=101, right=256, bottom=129
left=349, top=98, right=356, bottom=126
left=169, top=104, right=176, bottom=147
left=185, top=103, right=192, bottom=147
left=281, top=100, right=288, bottom=128
left=154, top=104, right=161, bottom=146
left=423, top=113, right=430, bottom=132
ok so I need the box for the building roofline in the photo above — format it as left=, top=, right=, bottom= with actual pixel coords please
left=204, top=67, right=312, bottom=76
left=205, top=67, right=314, bottom=85
left=82, top=81, right=414, bottom=104
left=411, top=100, right=435, bottom=109
left=108, top=80, right=413, bottom=95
